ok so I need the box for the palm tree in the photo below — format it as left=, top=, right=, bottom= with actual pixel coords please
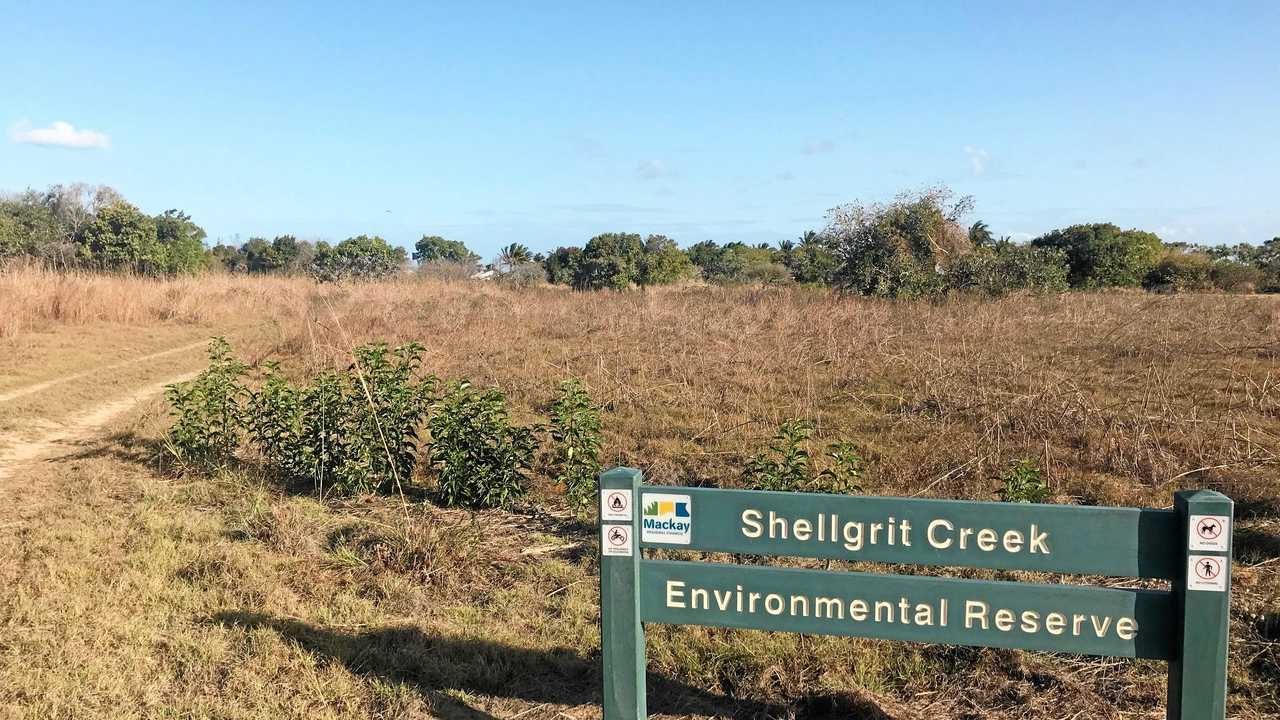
left=497, top=243, right=532, bottom=271
left=968, top=221, right=994, bottom=249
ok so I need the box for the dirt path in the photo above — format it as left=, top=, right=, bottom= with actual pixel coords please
left=0, top=371, right=198, bottom=482
left=0, top=340, right=207, bottom=404
left=0, top=336, right=212, bottom=482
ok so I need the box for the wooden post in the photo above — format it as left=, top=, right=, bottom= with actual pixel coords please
left=600, top=467, right=646, bottom=720
left=1168, top=489, right=1233, bottom=720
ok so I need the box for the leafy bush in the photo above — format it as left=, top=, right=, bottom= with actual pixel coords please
left=338, top=343, right=436, bottom=493
left=638, top=235, right=696, bottom=286
left=780, top=232, right=839, bottom=285
left=998, top=459, right=1050, bottom=503
left=822, top=185, right=974, bottom=297
left=743, top=419, right=813, bottom=491
left=1144, top=249, right=1214, bottom=292
left=948, top=245, right=1069, bottom=296
left=543, top=246, right=583, bottom=285
left=1031, top=223, right=1162, bottom=288
left=743, top=420, right=863, bottom=494
left=245, top=343, right=435, bottom=496
left=689, top=241, right=791, bottom=285
left=245, top=363, right=307, bottom=479
left=574, top=232, right=645, bottom=290
left=310, top=235, right=407, bottom=282
left=815, top=441, right=865, bottom=494
left=1209, top=259, right=1265, bottom=293
left=547, top=379, right=602, bottom=514
left=429, top=381, right=538, bottom=508
left=164, top=337, right=247, bottom=468
left=412, top=235, right=478, bottom=265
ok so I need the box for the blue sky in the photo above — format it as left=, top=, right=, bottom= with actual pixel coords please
left=4, top=1, right=1277, bottom=259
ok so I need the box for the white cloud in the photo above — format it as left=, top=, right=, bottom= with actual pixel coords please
left=10, top=120, right=110, bottom=149
left=635, top=159, right=671, bottom=180
left=964, top=145, right=989, bottom=175
left=801, top=139, right=835, bottom=155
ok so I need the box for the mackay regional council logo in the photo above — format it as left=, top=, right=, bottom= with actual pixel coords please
left=641, top=493, right=692, bottom=544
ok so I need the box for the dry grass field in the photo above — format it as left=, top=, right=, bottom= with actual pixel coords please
left=0, top=266, right=1277, bottom=719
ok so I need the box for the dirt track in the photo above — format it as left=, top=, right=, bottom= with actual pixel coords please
left=0, top=342, right=208, bottom=481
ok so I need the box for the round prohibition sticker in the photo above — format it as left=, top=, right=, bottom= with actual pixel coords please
left=1187, top=554, right=1228, bottom=592
left=602, top=524, right=633, bottom=557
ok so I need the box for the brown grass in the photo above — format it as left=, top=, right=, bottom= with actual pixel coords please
left=1, top=268, right=1278, bottom=718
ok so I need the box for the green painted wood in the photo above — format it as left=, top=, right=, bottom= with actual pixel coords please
left=1167, top=490, right=1232, bottom=720
left=638, top=485, right=1179, bottom=579
left=599, top=467, right=646, bottom=720
left=640, top=559, right=1176, bottom=660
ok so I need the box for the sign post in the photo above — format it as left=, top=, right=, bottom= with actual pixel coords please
left=598, top=467, right=1233, bottom=720
left=599, top=467, right=645, bottom=720
left=1168, top=489, right=1233, bottom=719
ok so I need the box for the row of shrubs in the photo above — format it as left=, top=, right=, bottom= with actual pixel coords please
left=166, top=339, right=1050, bottom=510
left=165, top=339, right=602, bottom=511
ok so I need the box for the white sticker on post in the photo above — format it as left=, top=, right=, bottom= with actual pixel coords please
left=602, top=524, right=634, bottom=557
left=601, top=489, right=633, bottom=522
left=1188, top=514, right=1230, bottom=552
left=1187, top=554, right=1228, bottom=592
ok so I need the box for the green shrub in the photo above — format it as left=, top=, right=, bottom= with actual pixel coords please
left=743, top=420, right=863, bottom=494
left=245, top=343, right=435, bottom=496
left=335, top=342, right=436, bottom=494
left=245, top=362, right=307, bottom=480
left=429, top=381, right=538, bottom=508
left=1144, top=249, right=1214, bottom=292
left=1210, top=260, right=1265, bottom=293
left=547, top=379, right=602, bottom=514
left=998, top=459, right=1050, bottom=503
left=823, top=185, right=974, bottom=297
left=949, top=245, right=1069, bottom=296
left=1031, top=223, right=1162, bottom=288
left=164, top=337, right=247, bottom=468
left=743, top=419, right=812, bottom=491
left=815, top=441, right=865, bottom=494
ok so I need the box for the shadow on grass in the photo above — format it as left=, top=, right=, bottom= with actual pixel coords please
left=47, top=429, right=163, bottom=466
left=1235, top=524, right=1280, bottom=564
left=210, top=612, right=901, bottom=719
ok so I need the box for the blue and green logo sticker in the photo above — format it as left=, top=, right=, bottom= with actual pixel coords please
left=641, top=493, right=692, bottom=544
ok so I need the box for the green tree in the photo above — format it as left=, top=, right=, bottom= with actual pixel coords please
left=1143, top=248, right=1214, bottom=292
left=209, top=243, right=245, bottom=272
left=78, top=200, right=165, bottom=274
left=271, top=235, right=315, bottom=274
left=781, top=231, right=839, bottom=284
left=1030, top=223, right=1163, bottom=288
left=543, top=246, right=583, bottom=285
left=310, top=235, right=406, bottom=281
left=686, top=240, right=722, bottom=273
left=241, top=237, right=280, bottom=273
left=413, top=235, right=479, bottom=265
left=0, top=194, right=62, bottom=264
left=638, top=234, right=695, bottom=286
left=948, top=245, right=1069, bottom=296
left=497, top=242, right=533, bottom=271
left=968, top=220, right=994, bottom=248
left=153, top=209, right=208, bottom=274
left=823, top=185, right=974, bottom=297
left=575, top=232, right=645, bottom=290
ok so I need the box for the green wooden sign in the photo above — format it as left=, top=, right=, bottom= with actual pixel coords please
left=598, top=468, right=1233, bottom=720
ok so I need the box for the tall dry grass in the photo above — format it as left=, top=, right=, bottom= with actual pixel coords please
left=6, top=266, right=1279, bottom=511
left=0, top=262, right=315, bottom=340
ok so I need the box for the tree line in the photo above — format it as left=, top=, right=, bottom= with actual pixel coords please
left=3, top=182, right=1277, bottom=294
